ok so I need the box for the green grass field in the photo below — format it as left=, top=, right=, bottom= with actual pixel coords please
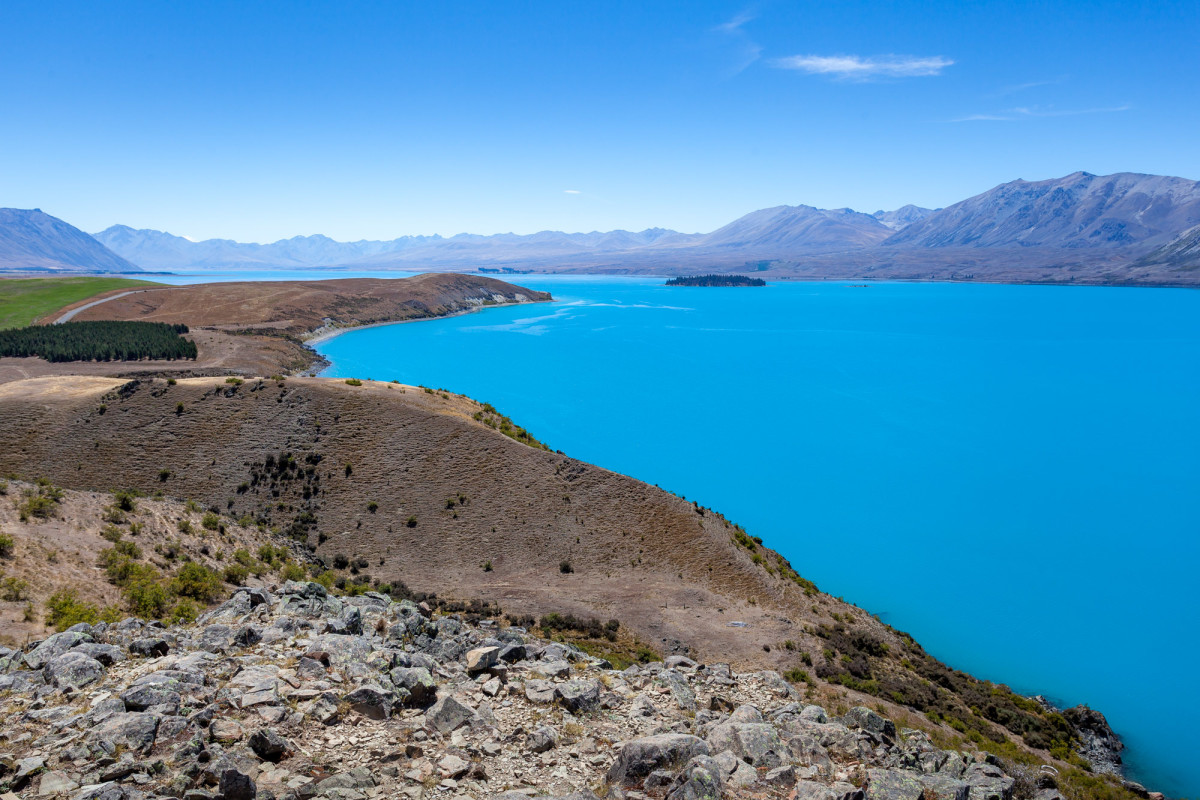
left=0, top=277, right=161, bottom=330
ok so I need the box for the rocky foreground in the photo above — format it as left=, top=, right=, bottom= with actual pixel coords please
left=0, top=581, right=1122, bottom=800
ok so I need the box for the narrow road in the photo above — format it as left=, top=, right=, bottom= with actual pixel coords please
left=54, top=290, right=149, bottom=323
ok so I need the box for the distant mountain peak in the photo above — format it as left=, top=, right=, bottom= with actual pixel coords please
left=0, top=208, right=139, bottom=273
left=883, top=171, right=1200, bottom=251
left=871, top=205, right=937, bottom=231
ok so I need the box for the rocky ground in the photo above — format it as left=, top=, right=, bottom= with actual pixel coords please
left=0, top=581, right=1148, bottom=800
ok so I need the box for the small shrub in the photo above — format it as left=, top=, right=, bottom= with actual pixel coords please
left=45, top=589, right=100, bottom=630
left=0, top=532, right=14, bottom=558
left=173, top=562, right=225, bottom=600
left=1, top=577, right=29, bottom=601
left=345, top=378, right=363, bottom=386
left=280, top=563, right=306, bottom=582
left=168, top=598, right=200, bottom=624
left=225, top=377, right=243, bottom=386
left=112, top=490, right=138, bottom=513
left=406, top=516, right=417, bottom=528
left=126, top=576, right=171, bottom=618
left=222, top=563, right=251, bottom=585
left=158, top=469, right=171, bottom=482
left=333, top=553, right=350, bottom=569
left=167, top=378, right=177, bottom=385
left=101, top=525, right=124, bottom=543
left=19, top=483, right=62, bottom=521
left=201, top=511, right=220, bottom=531
left=176, top=402, right=185, bottom=415
left=367, top=501, right=378, bottom=513
left=483, top=560, right=493, bottom=572
left=559, top=560, right=573, bottom=574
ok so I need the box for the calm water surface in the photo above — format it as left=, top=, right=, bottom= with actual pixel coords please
left=310, top=275, right=1197, bottom=796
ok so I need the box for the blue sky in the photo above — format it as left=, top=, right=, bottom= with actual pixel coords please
left=1, top=0, right=1196, bottom=242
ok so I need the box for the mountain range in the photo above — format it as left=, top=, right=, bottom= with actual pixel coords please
left=4, top=171, right=1200, bottom=284
left=0, top=208, right=138, bottom=273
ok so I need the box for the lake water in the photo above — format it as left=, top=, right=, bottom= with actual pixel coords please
left=180, top=270, right=1197, bottom=795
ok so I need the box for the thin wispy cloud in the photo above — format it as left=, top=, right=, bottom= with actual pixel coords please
left=772, top=54, right=954, bottom=80
left=989, top=77, right=1065, bottom=98
left=563, top=189, right=581, bottom=195
left=713, top=10, right=755, bottom=34
left=712, top=8, right=762, bottom=75
left=948, top=104, right=1131, bottom=122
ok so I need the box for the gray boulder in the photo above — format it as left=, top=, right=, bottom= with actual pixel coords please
left=389, top=667, right=437, bottom=705
left=556, top=679, right=601, bottom=713
left=343, top=684, right=393, bottom=720
left=219, top=767, right=256, bottom=800
left=45, top=651, right=105, bottom=690
left=128, top=638, right=169, bottom=658
left=249, top=728, right=289, bottom=762
left=918, top=773, right=970, bottom=800
left=964, top=763, right=1015, bottom=800
left=607, top=734, right=711, bottom=785
left=426, top=695, right=479, bottom=733
left=528, top=725, right=559, bottom=753
left=74, top=643, right=124, bottom=666
left=25, top=631, right=92, bottom=670
left=665, top=755, right=723, bottom=800
left=121, top=683, right=182, bottom=714
left=90, top=712, right=160, bottom=753
left=800, top=705, right=829, bottom=723
left=524, top=679, right=557, bottom=704
left=844, top=707, right=897, bottom=740
left=706, top=721, right=785, bottom=767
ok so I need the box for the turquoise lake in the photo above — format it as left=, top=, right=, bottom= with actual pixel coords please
left=183, top=272, right=1197, bottom=796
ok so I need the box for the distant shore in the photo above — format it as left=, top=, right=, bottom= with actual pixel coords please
left=303, top=297, right=552, bottom=346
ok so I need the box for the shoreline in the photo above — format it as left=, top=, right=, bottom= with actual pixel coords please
left=302, top=297, right=552, bottom=347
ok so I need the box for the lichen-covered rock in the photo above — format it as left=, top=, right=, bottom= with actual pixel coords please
left=90, top=712, right=160, bottom=753
left=865, top=768, right=926, bottom=800
left=248, top=728, right=289, bottom=762
left=963, top=763, right=1016, bottom=800
left=665, top=755, right=723, bottom=800
left=343, top=684, right=393, bottom=720
left=390, top=666, right=437, bottom=705
left=219, top=766, right=257, bottom=800
left=556, top=678, right=601, bottom=713
left=45, top=650, right=105, bottom=690
left=529, top=725, right=559, bottom=753
left=706, top=721, right=785, bottom=768
left=607, top=734, right=711, bottom=785
left=844, top=707, right=897, bottom=740
left=25, top=631, right=92, bottom=670
left=426, top=694, right=479, bottom=733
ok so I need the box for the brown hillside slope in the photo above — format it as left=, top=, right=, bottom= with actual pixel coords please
left=0, top=375, right=817, bottom=664
left=0, top=479, right=305, bottom=645
left=54, top=272, right=551, bottom=334
left=1, top=273, right=551, bottom=384
left=0, top=375, right=1136, bottom=787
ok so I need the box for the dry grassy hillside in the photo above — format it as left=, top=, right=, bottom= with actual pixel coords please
left=0, top=273, right=551, bottom=385
left=0, top=375, right=1139, bottom=792
left=0, top=375, right=825, bottom=664
left=53, top=272, right=552, bottom=334
left=0, top=479, right=306, bottom=646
